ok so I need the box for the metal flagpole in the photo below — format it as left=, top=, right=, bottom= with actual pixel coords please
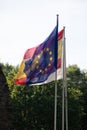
left=64, top=29, right=68, bottom=130
left=62, top=27, right=68, bottom=130
left=54, top=74, right=58, bottom=130
left=54, top=14, right=58, bottom=130
left=62, top=26, right=66, bottom=130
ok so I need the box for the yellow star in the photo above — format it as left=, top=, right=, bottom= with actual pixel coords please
left=37, top=55, right=40, bottom=59
left=45, top=68, right=47, bottom=71
left=50, top=57, right=53, bottom=61
left=36, top=60, right=39, bottom=64
left=46, top=48, right=49, bottom=51
left=48, top=63, right=51, bottom=67
left=40, top=69, right=43, bottom=73
left=49, top=51, right=52, bottom=55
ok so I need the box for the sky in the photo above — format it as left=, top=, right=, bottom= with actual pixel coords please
left=0, top=0, right=87, bottom=70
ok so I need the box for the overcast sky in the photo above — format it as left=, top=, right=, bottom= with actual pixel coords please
left=0, top=0, right=87, bottom=70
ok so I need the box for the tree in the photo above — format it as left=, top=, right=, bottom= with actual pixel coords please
left=1, top=63, right=87, bottom=130
left=78, top=71, right=87, bottom=130
left=0, top=65, right=13, bottom=130
left=67, top=65, right=84, bottom=130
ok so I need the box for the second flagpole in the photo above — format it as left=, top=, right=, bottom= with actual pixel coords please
left=54, top=14, right=58, bottom=130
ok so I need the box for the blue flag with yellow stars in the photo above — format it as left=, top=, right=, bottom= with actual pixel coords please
left=14, top=26, right=64, bottom=85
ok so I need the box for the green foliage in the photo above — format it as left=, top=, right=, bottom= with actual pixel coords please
left=67, top=65, right=87, bottom=130
left=0, top=64, right=13, bottom=129
left=11, top=83, right=55, bottom=130
left=1, top=63, right=87, bottom=130
left=68, top=87, right=83, bottom=130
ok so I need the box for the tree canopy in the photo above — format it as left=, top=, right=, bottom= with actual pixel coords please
left=0, top=63, right=87, bottom=130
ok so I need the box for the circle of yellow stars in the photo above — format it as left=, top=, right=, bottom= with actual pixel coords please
left=34, top=47, right=53, bottom=74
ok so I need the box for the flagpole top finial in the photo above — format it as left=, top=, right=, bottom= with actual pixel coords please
left=56, top=14, right=59, bottom=17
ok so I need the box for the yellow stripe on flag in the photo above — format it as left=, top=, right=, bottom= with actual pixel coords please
left=14, top=60, right=26, bottom=79
left=58, top=39, right=62, bottom=59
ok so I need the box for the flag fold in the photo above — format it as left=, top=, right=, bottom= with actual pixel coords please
left=14, top=27, right=64, bottom=85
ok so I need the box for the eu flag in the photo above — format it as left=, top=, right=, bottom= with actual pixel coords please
left=14, top=26, right=64, bottom=85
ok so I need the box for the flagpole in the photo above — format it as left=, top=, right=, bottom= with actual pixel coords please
left=62, top=27, right=66, bottom=130
left=54, top=14, right=58, bottom=130
left=62, top=26, right=68, bottom=130
left=54, top=73, right=58, bottom=130
left=64, top=29, right=68, bottom=130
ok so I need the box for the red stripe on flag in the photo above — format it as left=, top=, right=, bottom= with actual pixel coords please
left=14, top=77, right=27, bottom=85
left=24, top=46, right=37, bottom=59
left=58, top=29, right=64, bottom=40
left=57, top=58, right=61, bottom=68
